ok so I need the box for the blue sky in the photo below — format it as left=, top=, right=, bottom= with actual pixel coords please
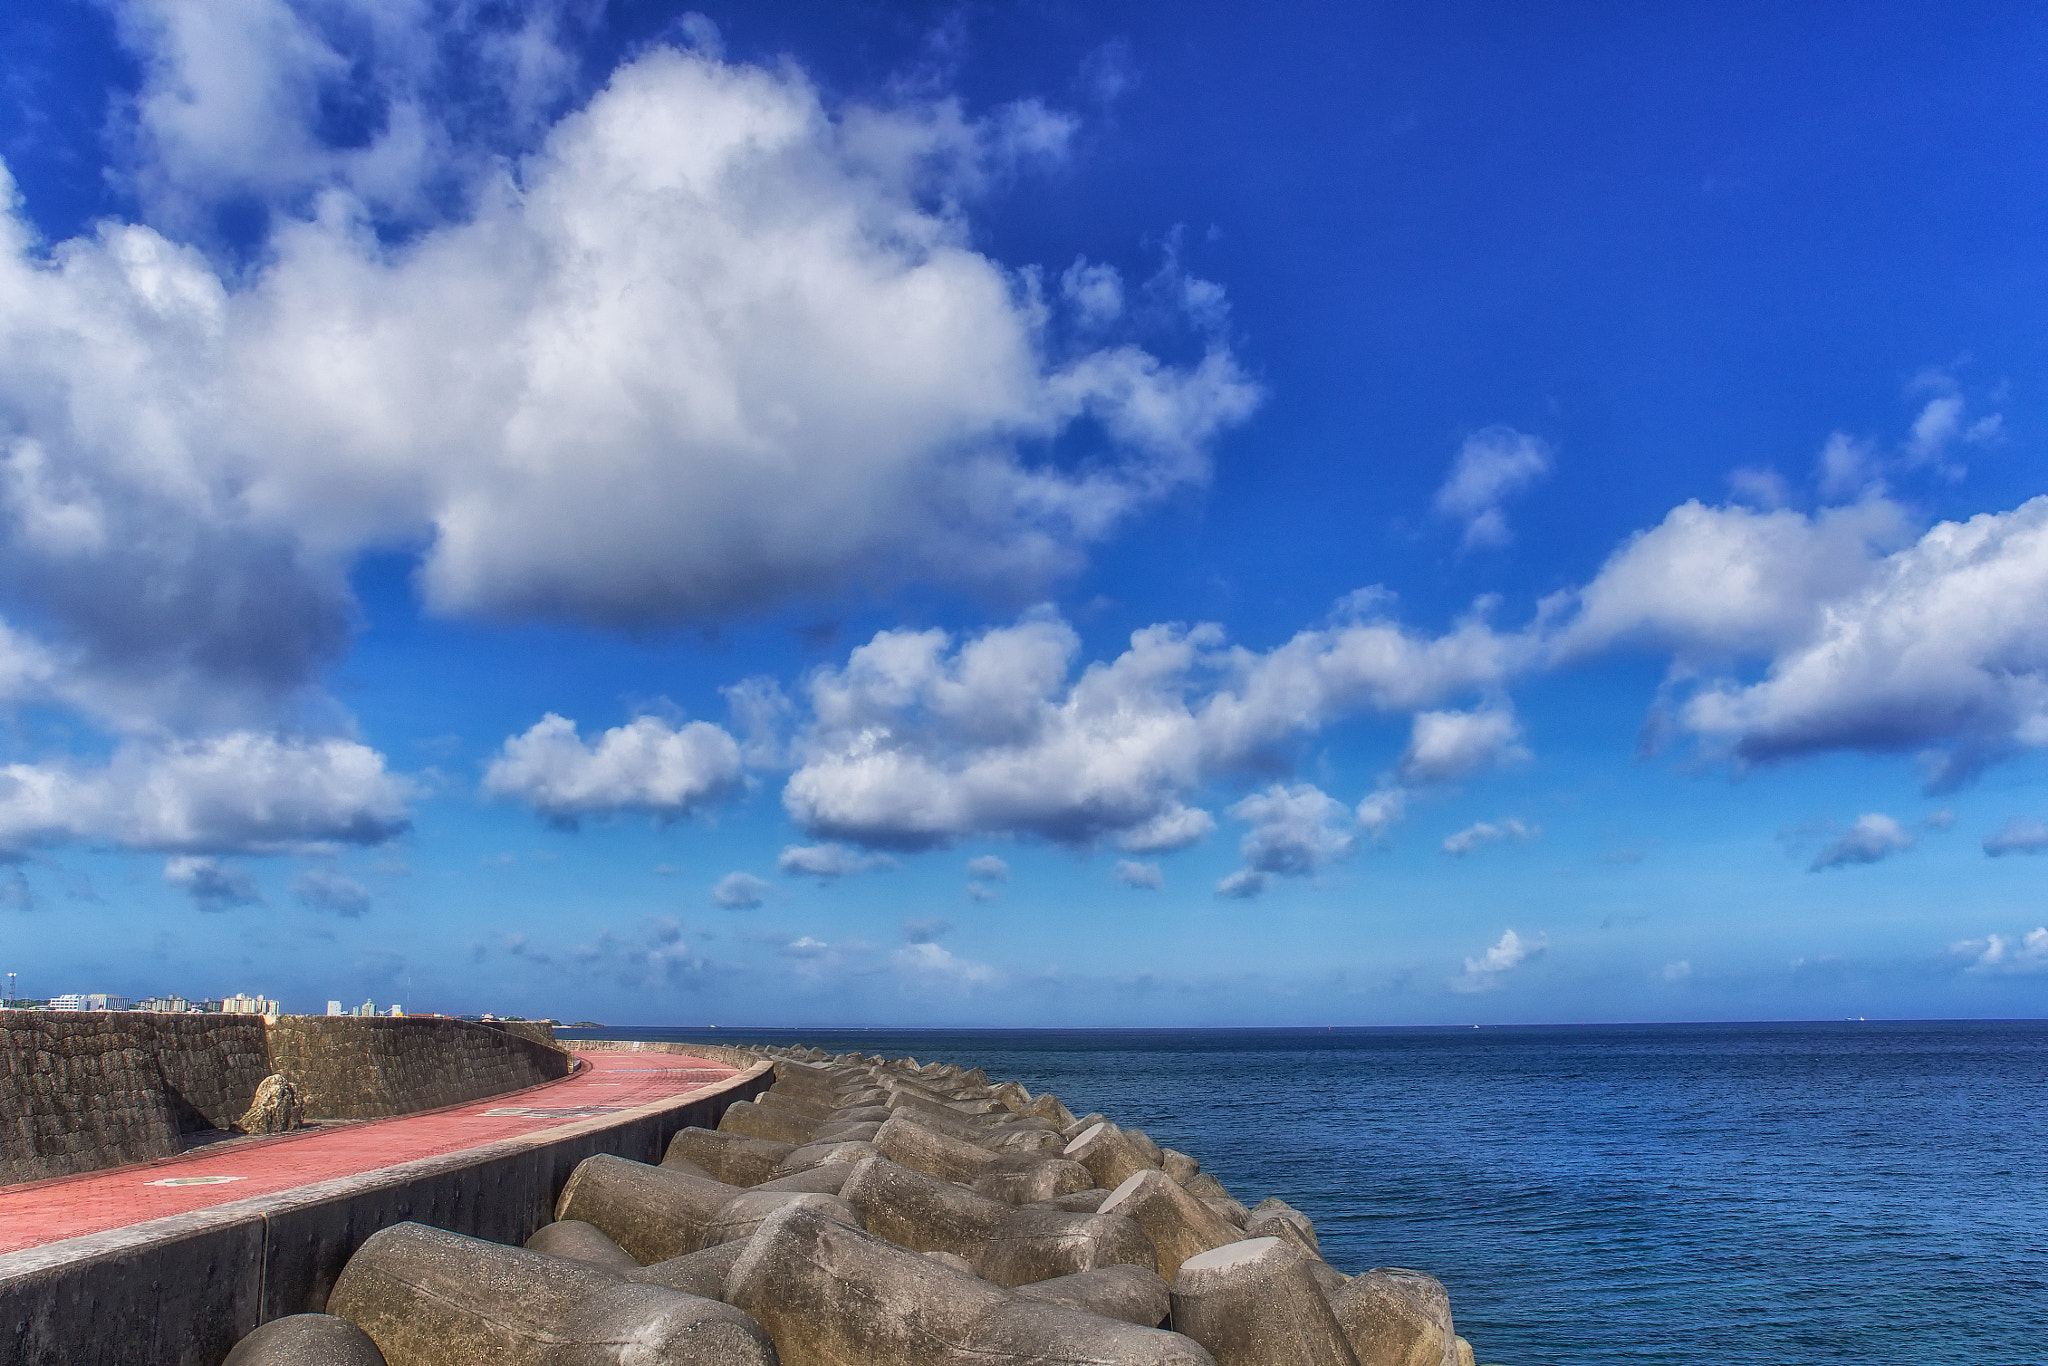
left=2, top=0, right=2046, bottom=1025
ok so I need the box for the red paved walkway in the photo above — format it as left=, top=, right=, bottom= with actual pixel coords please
left=0, top=1051, right=736, bottom=1255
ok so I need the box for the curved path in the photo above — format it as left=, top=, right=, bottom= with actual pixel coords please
left=0, top=1050, right=736, bottom=1256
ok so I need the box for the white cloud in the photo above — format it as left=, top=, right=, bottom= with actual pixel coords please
left=292, top=866, right=370, bottom=917
left=1451, top=928, right=1546, bottom=993
left=1355, top=785, right=1407, bottom=842
left=484, top=713, right=743, bottom=825
left=1662, top=959, right=1692, bottom=981
left=1224, top=783, right=1357, bottom=889
left=1551, top=498, right=1910, bottom=663
left=778, top=843, right=892, bottom=879
left=1951, top=926, right=2048, bottom=974
left=1984, top=818, right=2048, bottom=857
left=782, top=603, right=1525, bottom=851
left=966, top=854, right=1010, bottom=882
left=711, top=871, right=771, bottom=910
left=164, top=854, right=262, bottom=910
left=1113, top=859, right=1162, bottom=889
left=892, top=939, right=998, bottom=988
left=1435, top=427, right=1551, bottom=550
left=1677, top=498, right=2048, bottom=787
left=1215, top=869, right=1265, bottom=899
left=1440, top=817, right=1538, bottom=858
left=1809, top=813, right=1915, bottom=871
left=1396, top=706, right=1527, bottom=785
left=0, top=733, right=410, bottom=856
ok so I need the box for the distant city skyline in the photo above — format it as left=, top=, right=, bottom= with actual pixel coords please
left=1, top=2, right=2045, bottom=1025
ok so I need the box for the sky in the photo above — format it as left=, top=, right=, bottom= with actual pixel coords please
left=1, top=0, right=2046, bottom=1026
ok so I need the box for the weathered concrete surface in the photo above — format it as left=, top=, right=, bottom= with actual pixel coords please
left=727, top=1201, right=1217, bottom=1366
left=1101, top=1170, right=1244, bottom=1283
left=220, top=1313, right=386, bottom=1365
left=1012, top=1264, right=1171, bottom=1327
left=0, top=1060, right=772, bottom=1366
left=1328, top=1267, right=1458, bottom=1366
left=1171, top=1237, right=1358, bottom=1366
left=265, top=1018, right=570, bottom=1121
left=2, top=1013, right=571, bottom=1187
left=0, top=1010, right=272, bottom=1184
left=328, top=1221, right=775, bottom=1365
left=523, top=1219, right=640, bottom=1271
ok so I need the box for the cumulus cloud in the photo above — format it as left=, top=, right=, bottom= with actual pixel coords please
left=778, top=843, right=892, bottom=879
left=1676, top=499, right=2048, bottom=787
left=1809, top=813, right=1915, bottom=871
left=1217, top=783, right=1357, bottom=898
left=1984, top=818, right=2048, bottom=857
left=1551, top=498, right=1910, bottom=664
left=1951, top=926, right=2048, bottom=973
left=164, top=854, right=262, bottom=910
left=1435, top=427, right=1551, bottom=550
left=892, top=939, right=998, bottom=988
left=0, top=733, right=410, bottom=856
left=1113, top=859, right=1163, bottom=889
left=0, top=35, right=1258, bottom=666
left=1396, top=706, right=1527, bottom=785
left=1451, top=928, right=1546, bottom=992
left=1663, top=959, right=1692, bottom=981
left=783, top=603, right=1525, bottom=852
left=711, top=871, right=771, bottom=910
left=1440, top=817, right=1538, bottom=858
left=292, top=866, right=370, bottom=917
left=1354, top=785, right=1407, bottom=842
left=966, top=855, right=1010, bottom=882
left=484, top=714, right=743, bottom=826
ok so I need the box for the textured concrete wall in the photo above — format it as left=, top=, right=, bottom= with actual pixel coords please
left=0, top=1012, right=272, bottom=1187
left=2, top=1013, right=569, bottom=1187
left=0, top=1061, right=774, bottom=1366
left=265, top=1017, right=571, bottom=1120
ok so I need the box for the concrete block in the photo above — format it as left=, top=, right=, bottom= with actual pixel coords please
left=1100, top=1169, right=1245, bottom=1283
left=1170, top=1237, right=1358, bottom=1366
left=1013, top=1264, right=1171, bottom=1327
left=840, top=1153, right=1155, bottom=1286
left=523, top=1219, right=640, bottom=1271
left=222, top=1314, right=386, bottom=1365
left=1328, top=1267, right=1457, bottom=1366
left=1065, top=1121, right=1162, bottom=1190
left=727, top=1200, right=1217, bottom=1366
left=328, top=1222, right=775, bottom=1365
left=663, top=1126, right=794, bottom=1187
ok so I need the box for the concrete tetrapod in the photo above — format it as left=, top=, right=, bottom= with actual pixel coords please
left=1327, top=1269, right=1458, bottom=1366
left=725, top=1200, right=1218, bottom=1366
left=1170, top=1237, right=1359, bottom=1366
left=556, top=1151, right=864, bottom=1262
left=1100, top=1169, right=1248, bottom=1283
left=1248, top=1197, right=1322, bottom=1254
left=719, top=1100, right=820, bottom=1146
left=1012, top=1265, right=1172, bottom=1328
left=664, top=1126, right=794, bottom=1186
left=874, top=1112, right=1093, bottom=1203
left=221, top=1314, right=387, bottom=1366
left=1065, top=1122, right=1163, bottom=1191
left=626, top=1239, right=754, bottom=1301
left=524, top=1219, right=642, bottom=1271
left=840, top=1153, right=1157, bottom=1286
left=327, top=1222, right=776, bottom=1366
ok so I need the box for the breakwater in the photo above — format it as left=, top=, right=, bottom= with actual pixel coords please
left=0, top=1010, right=572, bottom=1186
left=212, top=1042, right=1488, bottom=1366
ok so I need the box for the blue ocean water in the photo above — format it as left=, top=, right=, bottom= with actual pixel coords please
left=558, top=1021, right=2048, bottom=1365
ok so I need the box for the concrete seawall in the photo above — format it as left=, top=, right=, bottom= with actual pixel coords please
left=0, top=1011, right=573, bottom=1186
left=0, top=1056, right=772, bottom=1365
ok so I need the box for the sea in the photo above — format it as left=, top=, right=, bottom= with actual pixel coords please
left=556, top=1021, right=2048, bottom=1366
